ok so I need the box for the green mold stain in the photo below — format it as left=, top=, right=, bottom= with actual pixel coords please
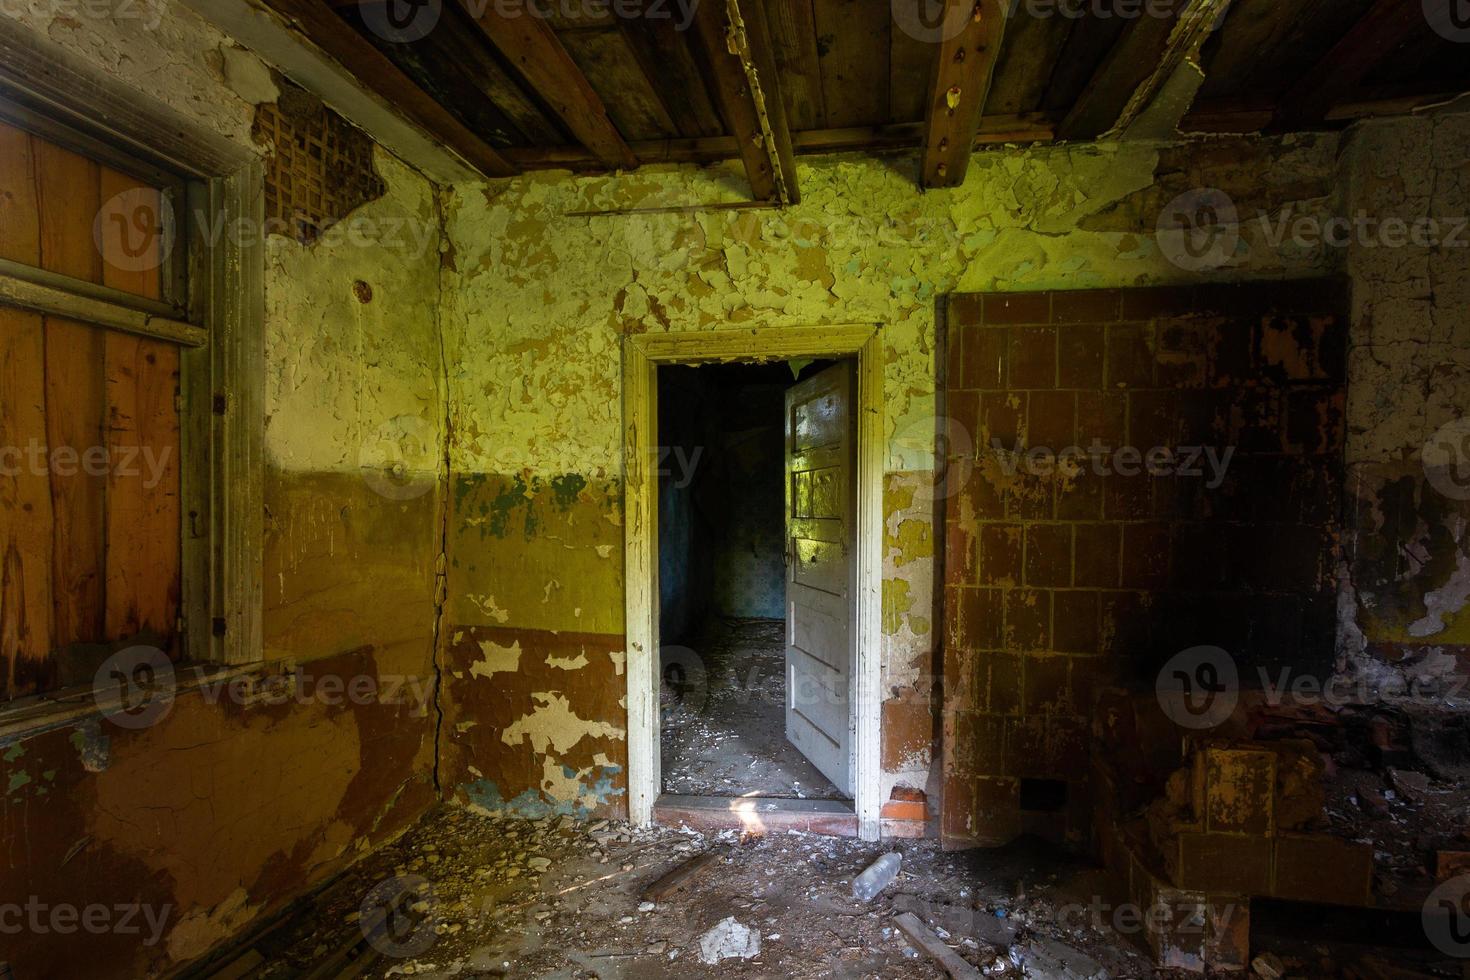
left=8, top=771, right=32, bottom=794
left=2, top=745, right=22, bottom=763
left=549, top=473, right=587, bottom=511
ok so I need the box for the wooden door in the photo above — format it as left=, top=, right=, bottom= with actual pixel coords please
left=784, top=361, right=856, bottom=796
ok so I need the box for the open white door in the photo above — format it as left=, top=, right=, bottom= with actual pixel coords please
left=784, top=361, right=856, bottom=797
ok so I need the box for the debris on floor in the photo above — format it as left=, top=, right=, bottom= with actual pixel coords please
left=660, top=617, right=847, bottom=800
left=697, top=917, right=761, bottom=964
left=201, top=805, right=1182, bottom=978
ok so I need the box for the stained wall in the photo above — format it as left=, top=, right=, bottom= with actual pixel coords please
left=438, top=133, right=1346, bottom=817
left=0, top=4, right=446, bottom=976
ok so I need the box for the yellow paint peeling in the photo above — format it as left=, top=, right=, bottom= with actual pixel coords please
left=501, top=692, right=625, bottom=754
left=469, top=639, right=523, bottom=679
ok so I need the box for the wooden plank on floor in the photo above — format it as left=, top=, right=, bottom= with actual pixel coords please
left=99, top=167, right=180, bottom=648
left=640, top=848, right=725, bottom=901
left=34, top=138, right=106, bottom=651
left=892, top=912, right=983, bottom=980
left=0, top=121, right=54, bottom=699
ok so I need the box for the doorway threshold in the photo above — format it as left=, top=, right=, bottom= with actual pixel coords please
left=654, top=794, right=858, bottom=837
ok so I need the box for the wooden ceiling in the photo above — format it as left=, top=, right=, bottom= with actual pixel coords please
left=259, top=0, right=1470, bottom=198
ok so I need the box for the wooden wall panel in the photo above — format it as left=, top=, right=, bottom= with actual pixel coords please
left=35, top=141, right=107, bottom=651
left=0, top=120, right=182, bottom=700
left=0, top=123, right=55, bottom=697
left=99, top=166, right=181, bottom=648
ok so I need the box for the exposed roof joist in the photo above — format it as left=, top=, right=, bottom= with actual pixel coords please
left=456, top=0, right=638, bottom=170
left=1270, top=0, right=1429, bottom=132
left=920, top=0, right=1008, bottom=189
left=254, top=0, right=517, bottom=179
left=689, top=0, right=799, bottom=204
left=1057, top=0, right=1220, bottom=142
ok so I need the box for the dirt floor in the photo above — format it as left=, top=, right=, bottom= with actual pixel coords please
left=205, top=804, right=1187, bottom=979
left=660, top=617, right=847, bottom=801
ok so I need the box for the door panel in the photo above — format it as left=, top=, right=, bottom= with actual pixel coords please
left=785, top=361, right=856, bottom=796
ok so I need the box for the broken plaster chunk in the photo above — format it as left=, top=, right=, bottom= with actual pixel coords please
left=698, top=916, right=762, bottom=965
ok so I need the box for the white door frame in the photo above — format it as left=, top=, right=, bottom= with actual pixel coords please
left=621, top=324, right=885, bottom=841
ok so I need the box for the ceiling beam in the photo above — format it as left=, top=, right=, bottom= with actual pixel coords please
left=1108, top=0, right=1232, bottom=137
left=919, top=0, right=1008, bottom=189
left=248, top=0, right=517, bottom=179
left=689, top=0, right=799, bottom=204
left=455, top=2, right=637, bottom=170
left=1056, top=0, right=1210, bottom=142
left=503, top=114, right=1055, bottom=170
left=1270, top=0, right=1428, bottom=132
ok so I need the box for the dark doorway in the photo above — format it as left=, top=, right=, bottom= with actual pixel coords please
left=656, top=359, right=850, bottom=801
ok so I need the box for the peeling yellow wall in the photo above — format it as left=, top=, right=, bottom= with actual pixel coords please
left=440, top=134, right=1343, bottom=808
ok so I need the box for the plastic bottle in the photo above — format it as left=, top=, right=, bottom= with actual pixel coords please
left=851, top=852, right=902, bottom=901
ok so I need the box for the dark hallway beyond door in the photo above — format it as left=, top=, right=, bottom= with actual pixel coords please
left=660, top=617, right=845, bottom=800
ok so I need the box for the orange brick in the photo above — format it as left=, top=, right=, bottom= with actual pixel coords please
left=1174, top=832, right=1272, bottom=895
left=1272, top=834, right=1373, bottom=906
left=1203, top=748, right=1275, bottom=836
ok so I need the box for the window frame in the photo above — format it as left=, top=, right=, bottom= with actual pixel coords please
left=0, top=18, right=265, bottom=715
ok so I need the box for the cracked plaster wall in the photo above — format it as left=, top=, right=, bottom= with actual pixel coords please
left=0, top=4, right=447, bottom=976
left=1339, top=109, right=1470, bottom=681
left=438, top=132, right=1346, bottom=816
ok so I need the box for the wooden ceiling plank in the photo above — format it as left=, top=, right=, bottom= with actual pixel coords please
left=1055, top=0, right=1206, bottom=141
left=765, top=0, right=826, bottom=130
left=560, top=27, right=679, bottom=141
left=889, top=6, right=934, bottom=123
left=985, top=11, right=1073, bottom=117
left=1270, top=0, right=1429, bottom=131
left=257, top=0, right=517, bottom=177
left=689, top=0, right=799, bottom=203
left=421, top=1, right=568, bottom=146
left=618, top=17, right=725, bottom=138
left=812, top=0, right=891, bottom=128
left=502, top=113, right=1054, bottom=169
left=456, top=1, right=638, bottom=169
left=919, top=0, right=1008, bottom=189
left=1108, top=0, right=1233, bottom=136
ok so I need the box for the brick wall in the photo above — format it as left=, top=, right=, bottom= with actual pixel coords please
left=941, top=281, right=1348, bottom=848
